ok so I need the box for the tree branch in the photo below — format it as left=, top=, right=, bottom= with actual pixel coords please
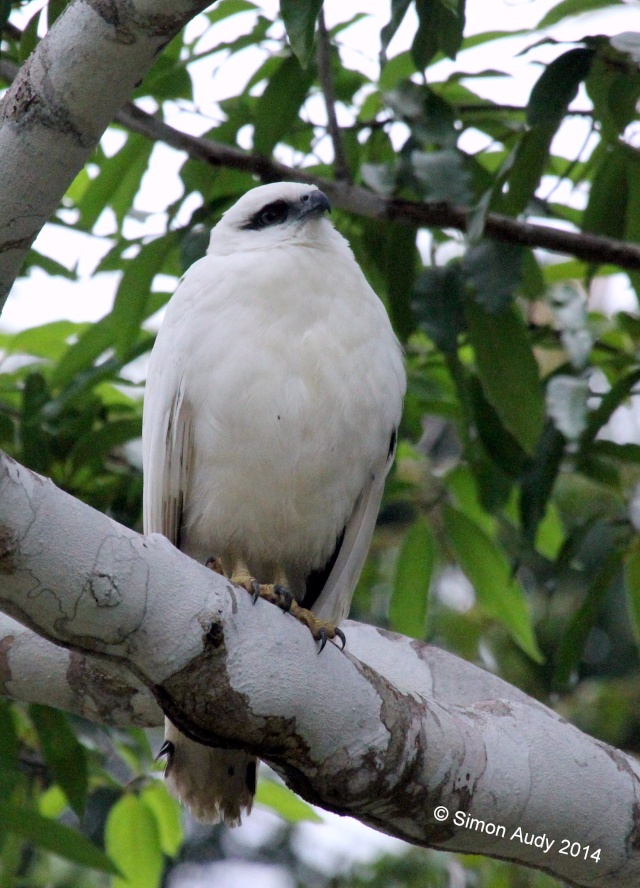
left=1, top=449, right=639, bottom=887
left=0, top=613, right=161, bottom=727
left=2, top=57, right=639, bottom=287
left=117, top=102, right=640, bottom=271
left=0, top=0, right=212, bottom=308
left=315, top=10, right=350, bottom=182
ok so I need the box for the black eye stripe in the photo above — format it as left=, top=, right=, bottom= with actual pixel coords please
left=242, top=200, right=289, bottom=230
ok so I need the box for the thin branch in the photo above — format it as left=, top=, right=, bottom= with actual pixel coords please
left=315, top=10, right=351, bottom=182
left=2, top=60, right=639, bottom=273
left=116, top=102, right=640, bottom=272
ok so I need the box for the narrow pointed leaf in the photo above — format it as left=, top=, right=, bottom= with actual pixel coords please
left=465, top=299, right=545, bottom=455
left=256, top=779, right=322, bottom=823
left=0, top=805, right=118, bottom=874
left=29, top=705, right=88, bottom=817
left=444, top=505, right=543, bottom=662
left=390, top=516, right=435, bottom=638
left=280, top=0, right=323, bottom=67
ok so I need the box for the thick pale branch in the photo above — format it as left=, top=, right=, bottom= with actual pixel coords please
left=0, top=613, right=161, bottom=727
left=0, top=0, right=211, bottom=306
left=1, top=449, right=639, bottom=887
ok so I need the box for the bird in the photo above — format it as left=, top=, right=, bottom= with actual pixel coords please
left=142, top=181, right=406, bottom=825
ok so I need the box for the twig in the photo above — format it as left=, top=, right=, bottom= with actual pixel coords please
left=116, top=103, right=640, bottom=271
left=315, top=10, right=351, bottom=182
left=2, top=58, right=639, bottom=272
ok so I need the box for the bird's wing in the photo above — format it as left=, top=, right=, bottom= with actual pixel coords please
left=143, top=372, right=194, bottom=548
left=309, top=431, right=397, bottom=624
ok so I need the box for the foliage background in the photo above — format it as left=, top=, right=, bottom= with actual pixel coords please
left=2, top=0, right=640, bottom=884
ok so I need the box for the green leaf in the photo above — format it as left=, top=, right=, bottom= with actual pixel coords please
left=51, top=314, right=118, bottom=390
left=379, top=51, right=415, bottom=90
left=110, top=233, right=178, bottom=358
left=29, top=706, right=88, bottom=817
left=583, top=144, right=628, bottom=239
left=379, top=223, right=418, bottom=341
left=527, top=48, right=595, bottom=127
left=38, top=786, right=68, bottom=820
left=465, top=299, right=545, bottom=455
left=413, top=263, right=466, bottom=353
left=135, top=45, right=192, bottom=101
left=206, top=0, right=258, bottom=27
left=105, top=795, right=163, bottom=888
left=411, top=149, right=471, bottom=204
left=553, top=551, right=621, bottom=687
left=0, top=0, right=11, bottom=29
left=280, top=0, right=323, bottom=67
left=21, top=372, right=51, bottom=473
left=412, top=0, right=465, bottom=69
left=625, top=148, right=640, bottom=298
left=468, top=376, right=530, bottom=478
left=537, top=0, right=623, bottom=28
left=140, top=783, right=183, bottom=859
left=253, top=55, right=315, bottom=156
left=590, top=441, right=640, bottom=465
left=255, top=779, right=322, bottom=822
left=624, top=541, right=640, bottom=647
left=389, top=516, right=434, bottom=638
left=0, top=701, right=19, bottom=797
left=500, top=124, right=556, bottom=216
left=77, top=136, right=152, bottom=231
left=519, top=421, right=566, bottom=545
left=20, top=8, right=42, bottom=62
left=71, top=418, right=142, bottom=469
left=21, top=248, right=77, bottom=280
left=47, top=0, right=71, bottom=28
left=443, top=505, right=543, bottom=662
left=7, top=321, right=87, bottom=363
left=0, top=805, right=118, bottom=874
left=581, top=367, right=640, bottom=447
left=380, top=0, right=412, bottom=57
left=463, top=240, right=524, bottom=312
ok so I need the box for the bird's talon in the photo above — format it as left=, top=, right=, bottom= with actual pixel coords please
left=251, top=580, right=261, bottom=604
left=274, top=584, right=293, bottom=612
left=155, top=740, right=174, bottom=777
left=317, top=627, right=328, bottom=654
left=155, top=739, right=174, bottom=762
left=205, top=556, right=225, bottom=575
left=335, top=627, right=346, bottom=650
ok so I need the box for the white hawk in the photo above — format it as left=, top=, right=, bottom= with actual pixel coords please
left=142, top=181, right=406, bottom=824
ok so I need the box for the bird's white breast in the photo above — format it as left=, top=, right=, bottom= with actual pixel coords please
left=146, top=225, right=404, bottom=588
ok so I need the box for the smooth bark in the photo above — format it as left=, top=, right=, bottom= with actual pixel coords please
left=1, top=450, right=639, bottom=888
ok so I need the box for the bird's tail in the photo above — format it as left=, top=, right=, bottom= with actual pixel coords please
left=161, top=719, right=257, bottom=825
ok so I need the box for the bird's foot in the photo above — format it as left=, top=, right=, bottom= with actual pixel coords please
left=231, top=569, right=345, bottom=653
left=205, top=556, right=225, bottom=575
left=288, top=601, right=346, bottom=653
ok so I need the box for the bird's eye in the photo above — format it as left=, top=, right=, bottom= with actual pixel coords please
left=256, top=201, right=288, bottom=228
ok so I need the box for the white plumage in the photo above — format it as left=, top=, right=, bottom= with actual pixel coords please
left=142, top=182, right=406, bottom=824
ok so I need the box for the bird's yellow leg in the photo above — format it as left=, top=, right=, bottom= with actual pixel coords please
left=287, top=600, right=346, bottom=652
left=229, top=561, right=345, bottom=652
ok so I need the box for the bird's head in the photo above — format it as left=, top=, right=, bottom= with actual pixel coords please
left=207, top=183, right=334, bottom=255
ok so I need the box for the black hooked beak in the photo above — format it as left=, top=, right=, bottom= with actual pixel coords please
left=298, top=189, right=332, bottom=220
